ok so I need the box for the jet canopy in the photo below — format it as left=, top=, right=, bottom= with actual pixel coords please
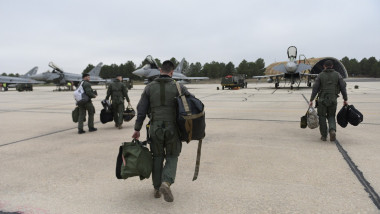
left=287, top=46, right=297, bottom=60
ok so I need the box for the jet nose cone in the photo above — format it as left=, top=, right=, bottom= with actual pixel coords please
left=132, top=68, right=145, bottom=77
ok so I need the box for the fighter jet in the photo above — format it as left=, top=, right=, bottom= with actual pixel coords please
left=0, top=67, right=42, bottom=85
left=31, top=62, right=105, bottom=87
left=132, top=55, right=209, bottom=84
left=253, top=46, right=316, bottom=89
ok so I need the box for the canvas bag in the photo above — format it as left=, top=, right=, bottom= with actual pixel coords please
left=307, top=107, right=319, bottom=129
left=115, top=139, right=152, bottom=180
left=347, top=105, right=363, bottom=126
left=123, top=104, right=136, bottom=122
left=73, top=81, right=89, bottom=105
left=175, top=82, right=205, bottom=181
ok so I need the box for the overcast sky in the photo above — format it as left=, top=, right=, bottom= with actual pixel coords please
left=1, top=0, right=379, bottom=75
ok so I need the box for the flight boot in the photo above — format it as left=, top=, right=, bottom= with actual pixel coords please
left=329, top=130, right=336, bottom=142
left=320, top=136, right=327, bottom=141
left=118, top=125, right=123, bottom=129
left=154, top=189, right=161, bottom=198
left=159, top=182, right=174, bottom=202
left=78, top=129, right=86, bottom=134
left=89, top=127, right=97, bottom=132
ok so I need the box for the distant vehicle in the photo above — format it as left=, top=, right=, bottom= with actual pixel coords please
left=0, top=67, right=43, bottom=91
left=132, top=55, right=209, bottom=84
left=221, top=74, right=247, bottom=90
left=31, top=62, right=107, bottom=89
left=253, top=46, right=315, bottom=89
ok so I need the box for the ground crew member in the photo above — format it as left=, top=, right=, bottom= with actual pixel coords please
left=309, top=60, right=348, bottom=141
left=67, top=82, right=73, bottom=91
left=78, top=73, right=97, bottom=134
left=105, top=75, right=130, bottom=129
left=132, top=60, right=191, bottom=202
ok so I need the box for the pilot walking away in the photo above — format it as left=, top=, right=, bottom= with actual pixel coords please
left=105, top=75, right=131, bottom=129
left=309, top=60, right=348, bottom=141
left=78, top=73, right=97, bottom=134
left=132, top=60, right=191, bottom=202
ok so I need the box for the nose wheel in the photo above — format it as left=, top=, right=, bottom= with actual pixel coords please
left=275, top=83, right=279, bottom=88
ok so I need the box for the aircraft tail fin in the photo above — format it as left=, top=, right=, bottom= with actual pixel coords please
left=174, top=58, right=185, bottom=73
left=88, top=62, right=103, bottom=76
left=21, top=66, right=38, bottom=78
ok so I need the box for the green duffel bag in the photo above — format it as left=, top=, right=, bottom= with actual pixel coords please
left=115, top=139, right=152, bottom=180
left=72, top=107, right=79, bottom=123
left=72, top=107, right=86, bottom=123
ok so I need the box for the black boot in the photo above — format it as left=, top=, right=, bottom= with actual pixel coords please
left=78, top=129, right=86, bottom=134
left=89, top=127, right=97, bottom=132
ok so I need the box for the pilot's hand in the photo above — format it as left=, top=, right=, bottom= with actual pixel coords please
left=132, top=131, right=140, bottom=140
left=309, top=101, right=313, bottom=107
left=343, top=100, right=348, bottom=106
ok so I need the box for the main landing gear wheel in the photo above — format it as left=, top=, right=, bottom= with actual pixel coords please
left=275, top=83, right=279, bottom=89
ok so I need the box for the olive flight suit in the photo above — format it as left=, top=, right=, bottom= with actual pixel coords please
left=134, top=75, right=190, bottom=190
left=310, top=69, right=348, bottom=138
left=106, top=79, right=130, bottom=127
left=78, top=80, right=97, bottom=131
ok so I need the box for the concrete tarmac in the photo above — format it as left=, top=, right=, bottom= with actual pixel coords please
left=0, top=81, right=379, bottom=214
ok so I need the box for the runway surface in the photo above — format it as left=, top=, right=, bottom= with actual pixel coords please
left=0, top=81, right=379, bottom=213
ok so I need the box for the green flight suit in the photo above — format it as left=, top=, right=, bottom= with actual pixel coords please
left=78, top=80, right=96, bottom=130
left=105, top=79, right=130, bottom=126
left=135, top=76, right=189, bottom=190
left=310, top=69, right=348, bottom=137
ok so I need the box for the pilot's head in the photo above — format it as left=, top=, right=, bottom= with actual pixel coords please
left=323, top=60, right=333, bottom=69
left=116, top=75, right=122, bottom=81
left=82, top=73, right=90, bottom=80
left=160, top=60, right=175, bottom=77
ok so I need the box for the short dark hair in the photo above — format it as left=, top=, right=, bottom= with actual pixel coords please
left=324, top=60, right=333, bottom=68
left=161, top=60, right=175, bottom=73
left=82, top=73, right=90, bottom=78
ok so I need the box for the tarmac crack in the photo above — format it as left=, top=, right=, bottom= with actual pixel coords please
left=335, top=140, right=380, bottom=209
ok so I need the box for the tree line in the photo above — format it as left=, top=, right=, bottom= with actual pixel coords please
left=82, top=57, right=266, bottom=80
left=340, top=56, right=380, bottom=77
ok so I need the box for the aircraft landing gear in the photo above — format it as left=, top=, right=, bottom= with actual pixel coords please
left=275, top=83, right=279, bottom=89
left=290, top=85, right=294, bottom=90
left=307, top=82, right=312, bottom=87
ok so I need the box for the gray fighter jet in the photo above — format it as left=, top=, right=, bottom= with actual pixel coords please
left=132, top=55, right=209, bottom=84
left=253, top=46, right=316, bottom=89
left=0, top=67, right=42, bottom=84
left=31, top=62, right=105, bottom=87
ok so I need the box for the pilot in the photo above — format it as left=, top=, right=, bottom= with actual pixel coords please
left=78, top=73, right=97, bottom=134
left=105, top=75, right=130, bottom=129
left=132, top=60, right=191, bottom=202
left=309, top=60, right=348, bottom=141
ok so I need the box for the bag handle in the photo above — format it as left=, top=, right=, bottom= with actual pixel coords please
left=175, top=82, right=191, bottom=115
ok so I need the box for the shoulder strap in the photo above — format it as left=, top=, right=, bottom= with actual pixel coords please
left=192, top=139, right=202, bottom=181
left=176, top=82, right=191, bottom=115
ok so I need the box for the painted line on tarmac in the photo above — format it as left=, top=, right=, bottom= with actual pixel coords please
left=207, top=117, right=298, bottom=123
left=0, top=122, right=101, bottom=148
left=271, top=89, right=278, bottom=94
left=199, top=90, right=229, bottom=99
left=302, top=93, right=380, bottom=210
left=335, top=140, right=380, bottom=209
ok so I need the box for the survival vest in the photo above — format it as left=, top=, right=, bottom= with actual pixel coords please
left=318, top=69, right=340, bottom=106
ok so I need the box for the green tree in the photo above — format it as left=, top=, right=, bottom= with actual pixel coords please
left=82, top=64, right=95, bottom=74
left=1, top=73, right=7, bottom=76
left=224, top=62, right=235, bottom=76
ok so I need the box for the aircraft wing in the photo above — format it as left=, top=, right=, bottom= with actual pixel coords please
left=296, top=63, right=312, bottom=73
left=174, top=76, right=209, bottom=80
left=252, top=74, right=284, bottom=80
left=272, top=64, right=287, bottom=73
left=0, top=76, right=44, bottom=84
